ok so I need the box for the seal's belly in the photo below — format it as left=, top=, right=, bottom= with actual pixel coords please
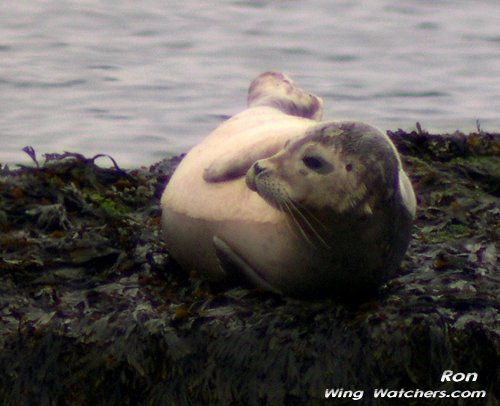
left=162, top=209, right=308, bottom=284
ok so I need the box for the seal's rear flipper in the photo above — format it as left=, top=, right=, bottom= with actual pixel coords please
left=203, top=72, right=323, bottom=184
left=213, top=236, right=281, bottom=294
left=248, top=72, right=324, bottom=120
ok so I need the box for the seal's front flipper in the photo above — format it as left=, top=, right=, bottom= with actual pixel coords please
left=213, top=236, right=281, bottom=294
left=203, top=139, right=285, bottom=183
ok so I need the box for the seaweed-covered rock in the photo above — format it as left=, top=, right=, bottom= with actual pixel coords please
left=0, top=129, right=498, bottom=405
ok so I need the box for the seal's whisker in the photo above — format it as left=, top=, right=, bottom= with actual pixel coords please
left=291, top=202, right=331, bottom=249
left=279, top=201, right=299, bottom=237
left=282, top=200, right=316, bottom=247
left=273, top=199, right=293, bottom=228
left=286, top=199, right=331, bottom=249
left=296, top=204, right=328, bottom=231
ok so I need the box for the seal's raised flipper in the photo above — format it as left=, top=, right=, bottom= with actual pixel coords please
left=213, top=236, right=281, bottom=294
left=203, top=72, right=322, bottom=183
left=248, top=72, right=324, bottom=120
left=203, top=138, right=285, bottom=182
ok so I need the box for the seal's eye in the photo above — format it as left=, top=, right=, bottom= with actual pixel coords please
left=302, top=156, right=324, bottom=170
left=302, top=155, right=334, bottom=174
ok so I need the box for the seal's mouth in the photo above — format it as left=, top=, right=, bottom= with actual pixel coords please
left=245, top=170, right=257, bottom=192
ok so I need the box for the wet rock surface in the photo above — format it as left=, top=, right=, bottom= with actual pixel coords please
left=0, top=129, right=498, bottom=405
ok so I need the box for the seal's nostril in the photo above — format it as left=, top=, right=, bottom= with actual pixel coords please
left=253, top=161, right=266, bottom=175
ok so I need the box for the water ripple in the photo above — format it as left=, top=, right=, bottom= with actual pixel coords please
left=1, top=79, right=87, bottom=89
left=374, top=91, right=450, bottom=99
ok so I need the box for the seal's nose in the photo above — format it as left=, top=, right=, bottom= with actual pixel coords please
left=253, top=161, right=266, bottom=176
left=246, top=161, right=267, bottom=192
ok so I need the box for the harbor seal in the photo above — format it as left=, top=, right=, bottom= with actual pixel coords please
left=161, top=72, right=416, bottom=299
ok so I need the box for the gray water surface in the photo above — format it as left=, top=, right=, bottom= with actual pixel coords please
left=1, top=0, right=499, bottom=167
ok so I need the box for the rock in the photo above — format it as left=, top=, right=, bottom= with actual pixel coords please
left=0, top=131, right=498, bottom=405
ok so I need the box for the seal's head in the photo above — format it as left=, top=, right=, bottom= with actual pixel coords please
left=247, top=71, right=324, bottom=120
left=246, top=121, right=401, bottom=219
left=245, top=121, right=415, bottom=295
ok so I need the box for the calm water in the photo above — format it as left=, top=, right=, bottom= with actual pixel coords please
left=1, top=0, right=499, bottom=167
